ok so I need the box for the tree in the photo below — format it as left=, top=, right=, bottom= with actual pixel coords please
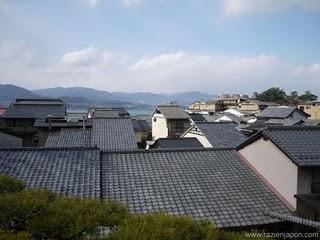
left=287, top=91, right=299, bottom=105
left=0, top=175, right=25, bottom=194
left=298, top=90, right=318, bottom=102
left=253, top=87, right=287, bottom=104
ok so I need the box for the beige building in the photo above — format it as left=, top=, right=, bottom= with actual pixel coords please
left=237, top=126, right=320, bottom=221
left=188, top=100, right=221, bottom=113
left=298, top=102, right=320, bottom=120
left=152, top=105, right=190, bottom=140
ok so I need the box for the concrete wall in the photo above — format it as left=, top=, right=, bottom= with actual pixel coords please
left=183, top=131, right=213, bottom=148
left=239, top=138, right=298, bottom=209
left=152, top=114, right=168, bottom=140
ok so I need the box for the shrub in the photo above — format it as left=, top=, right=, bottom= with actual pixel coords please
left=28, top=197, right=128, bottom=239
left=0, top=175, right=25, bottom=194
left=0, top=189, right=56, bottom=231
left=107, top=212, right=220, bottom=240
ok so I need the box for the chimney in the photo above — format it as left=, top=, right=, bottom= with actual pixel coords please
left=47, top=114, right=52, bottom=133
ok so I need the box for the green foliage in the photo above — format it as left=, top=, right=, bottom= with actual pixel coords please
left=0, top=230, right=31, bottom=240
left=253, top=88, right=318, bottom=105
left=107, top=212, right=220, bottom=240
left=0, top=189, right=56, bottom=231
left=0, top=175, right=25, bottom=194
left=27, top=197, right=128, bottom=239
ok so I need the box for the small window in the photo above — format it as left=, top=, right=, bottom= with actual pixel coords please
left=153, top=118, right=157, bottom=122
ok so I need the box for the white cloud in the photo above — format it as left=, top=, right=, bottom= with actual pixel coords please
left=82, top=0, right=100, bottom=7
left=223, top=0, right=320, bottom=16
left=121, top=0, right=143, bottom=7
left=0, top=42, right=319, bottom=95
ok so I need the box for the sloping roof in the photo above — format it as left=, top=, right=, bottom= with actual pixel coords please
left=132, top=119, right=151, bottom=132
left=257, top=106, right=308, bottom=119
left=91, top=118, right=138, bottom=150
left=195, top=122, right=247, bottom=148
left=189, top=113, right=207, bottom=123
left=93, top=110, right=119, bottom=118
left=0, top=132, right=22, bottom=147
left=34, top=119, right=92, bottom=128
left=237, top=126, right=320, bottom=167
left=265, top=118, right=303, bottom=126
left=45, top=129, right=92, bottom=147
left=155, top=105, right=190, bottom=120
left=2, top=98, right=66, bottom=119
left=0, top=148, right=101, bottom=198
left=151, top=138, right=203, bottom=149
left=101, top=149, right=291, bottom=228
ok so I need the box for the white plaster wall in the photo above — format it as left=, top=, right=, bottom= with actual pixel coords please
left=239, top=138, right=298, bottom=209
left=152, top=114, right=168, bottom=140
left=184, top=132, right=213, bottom=148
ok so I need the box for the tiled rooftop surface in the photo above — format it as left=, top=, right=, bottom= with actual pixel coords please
left=91, top=118, right=138, bottom=150
left=45, top=129, right=92, bottom=147
left=0, top=148, right=101, bottom=198
left=0, top=132, right=23, bottom=147
left=101, top=149, right=290, bottom=228
left=155, top=105, right=190, bottom=120
left=257, top=106, right=305, bottom=119
left=264, top=127, right=320, bottom=166
left=151, top=138, right=203, bottom=149
left=196, top=122, right=247, bottom=148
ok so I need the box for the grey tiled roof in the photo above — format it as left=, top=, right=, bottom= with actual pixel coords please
left=101, top=149, right=291, bottom=228
left=91, top=118, right=138, bottom=150
left=151, top=138, right=203, bottom=149
left=34, top=119, right=92, bottom=128
left=45, top=129, right=92, bottom=147
left=93, top=110, right=119, bottom=118
left=155, top=105, right=190, bottom=120
left=0, top=148, right=101, bottom=198
left=196, top=122, right=247, bottom=148
left=189, top=114, right=207, bottom=123
left=257, top=106, right=307, bottom=119
left=132, top=119, right=151, bottom=132
left=0, top=132, right=23, bottom=147
left=238, top=126, right=320, bottom=167
left=265, top=118, right=303, bottom=126
left=2, top=99, right=66, bottom=119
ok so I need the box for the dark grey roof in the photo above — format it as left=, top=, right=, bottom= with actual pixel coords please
left=151, top=138, right=203, bottom=149
left=195, top=122, right=247, bottom=148
left=89, top=107, right=129, bottom=117
left=45, top=129, right=92, bottom=147
left=132, top=119, right=151, bottom=132
left=154, top=105, right=190, bottom=120
left=91, top=118, right=138, bottom=150
left=238, top=126, right=320, bottom=167
left=265, top=118, right=303, bottom=126
left=101, top=149, right=291, bottom=228
left=0, top=132, right=22, bottom=147
left=257, top=106, right=307, bottom=119
left=34, top=119, right=92, bottom=128
left=0, top=148, right=101, bottom=198
left=2, top=98, right=66, bottom=119
left=93, top=110, right=119, bottom=118
left=189, top=113, right=207, bottom=123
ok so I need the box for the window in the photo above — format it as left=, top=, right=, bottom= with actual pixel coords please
left=169, top=121, right=184, bottom=134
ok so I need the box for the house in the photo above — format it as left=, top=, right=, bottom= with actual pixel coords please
left=188, top=100, right=222, bottom=113
left=182, top=122, right=247, bottom=148
left=257, top=106, right=309, bottom=121
left=188, top=113, right=207, bottom=124
left=148, top=137, right=203, bottom=149
left=238, top=101, right=279, bottom=114
left=0, top=132, right=23, bottom=147
left=88, top=107, right=129, bottom=118
left=101, top=148, right=292, bottom=229
left=152, top=105, right=190, bottom=140
left=45, top=129, right=92, bottom=147
left=0, top=148, right=101, bottom=198
left=91, top=118, right=138, bottom=150
left=132, top=118, right=152, bottom=148
left=237, top=126, right=320, bottom=221
left=298, top=102, right=320, bottom=120
left=34, top=118, right=92, bottom=146
left=0, top=98, right=66, bottom=146
left=216, top=94, right=248, bottom=110
left=45, top=117, right=138, bottom=150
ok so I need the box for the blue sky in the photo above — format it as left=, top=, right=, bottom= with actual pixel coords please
left=0, top=0, right=319, bottom=94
